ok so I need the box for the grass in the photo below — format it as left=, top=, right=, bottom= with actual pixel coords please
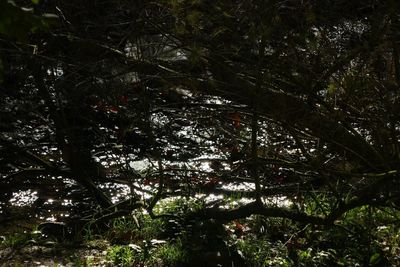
left=3, top=198, right=400, bottom=266
left=152, top=239, right=188, bottom=266
left=106, top=245, right=136, bottom=266
left=0, top=231, right=38, bottom=249
left=105, top=239, right=188, bottom=267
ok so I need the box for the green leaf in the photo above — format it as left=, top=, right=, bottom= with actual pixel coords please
left=369, top=252, right=381, bottom=265
left=31, top=0, right=40, bottom=4
left=212, top=26, right=229, bottom=38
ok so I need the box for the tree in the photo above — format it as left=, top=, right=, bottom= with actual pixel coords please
left=1, top=0, right=400, bottom=230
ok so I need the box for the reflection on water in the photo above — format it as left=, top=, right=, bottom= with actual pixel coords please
left=9, top=189, right=38, bottom=207
left=4, top=154, right=291, bottom=223
left=129, top=159, right=152, bottom=171
left=99, top=183, right=131, bottom=204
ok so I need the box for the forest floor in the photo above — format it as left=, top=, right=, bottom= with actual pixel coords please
left=0, top=215, right=108, bottom=267
left=0, top=244, right=107, bottom=266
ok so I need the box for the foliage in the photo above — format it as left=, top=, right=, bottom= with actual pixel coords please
left=1, top=0, right=400, bottom=223
left=0, top=232, right=33, bottom=249
left=105, top=240, right=188, bottom=267
left=237, top=236, right=291, bottom=267
left=233, top=203, right=400, bottom=266
left=104, top=214, right=165, bottom=243
left=151, top=240, right=188, bottom=266
left=106, top=245, right=136, bottom=267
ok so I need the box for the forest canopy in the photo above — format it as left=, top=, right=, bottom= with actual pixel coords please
left=1, top=0, right=400, bottom=265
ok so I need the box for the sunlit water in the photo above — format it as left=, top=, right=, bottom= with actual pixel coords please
left=7, top=155, right=291, bottom=223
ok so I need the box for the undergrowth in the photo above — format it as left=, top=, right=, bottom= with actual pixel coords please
left=2, top=198, right=400, bottom=266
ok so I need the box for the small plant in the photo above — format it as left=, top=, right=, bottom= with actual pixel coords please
left=107, top=214, right=166, bottom=243
left=68, top=255, right=90, bottom=267
left=106, top=240, right=188, bottom=267
left=0, top=232, right=34, bottom=249
left=237, top=235, right=291, bottom=267
left=139, top=216, right=165, bottom=240
left=152, top=239, right=188, bottom=266
left=81, top=223, right=103, bottom=242
left=106, top=245, right=136, bottom=267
